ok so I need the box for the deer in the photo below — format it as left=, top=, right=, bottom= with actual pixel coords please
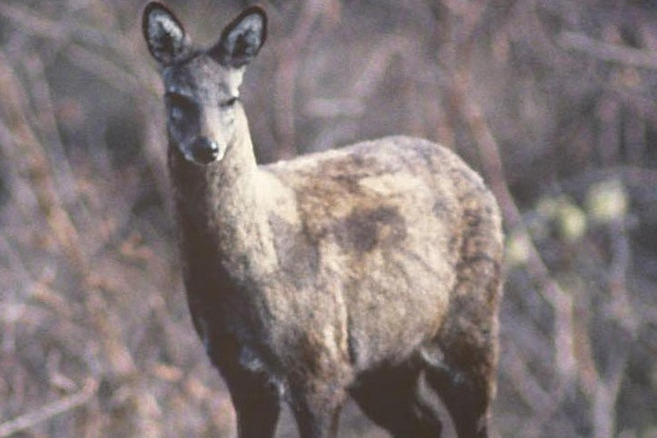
left=143, top=3, right=504, bottom=438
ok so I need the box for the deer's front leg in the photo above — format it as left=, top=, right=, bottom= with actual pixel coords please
left=209, top=336, right=281, bottom=438
left=229, top=376, right=280, bottom=438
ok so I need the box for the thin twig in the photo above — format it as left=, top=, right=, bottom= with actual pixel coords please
left=0, top=378, right=98, bottom=437
left=592, top=220, right=636, bottom=438
left=559, top=31, right=657, bottom=70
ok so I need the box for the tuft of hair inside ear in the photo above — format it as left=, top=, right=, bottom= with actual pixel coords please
left=152, top=12, right=183, bottom=46
left=229, top=31, right=258, bottom=61
left=213, top=10, right=266, bottom=69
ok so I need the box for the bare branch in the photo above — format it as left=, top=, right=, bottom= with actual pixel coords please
left=0, top=378, right=98, bottom=437
left=559, top=31, right=657, bottom=70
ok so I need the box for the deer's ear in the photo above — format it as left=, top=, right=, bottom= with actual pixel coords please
left=143, top=2, right=191, bottom=66
left=210, top=6, right=267, bottom=68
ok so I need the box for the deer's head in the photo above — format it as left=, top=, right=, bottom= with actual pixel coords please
left=143, top=3, right=267, bottom=165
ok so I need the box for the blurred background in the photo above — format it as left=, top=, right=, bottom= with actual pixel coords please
left=1, top=1, right=656, bottom=437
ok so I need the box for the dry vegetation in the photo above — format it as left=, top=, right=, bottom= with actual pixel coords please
left=1, top=1, right=657, bottom=437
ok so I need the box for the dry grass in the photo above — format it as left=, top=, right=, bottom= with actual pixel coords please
left=1, top=1, right=656, bottom=436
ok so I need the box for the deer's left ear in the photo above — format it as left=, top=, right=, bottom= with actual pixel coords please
left=211, top=6, right=267, bottom=68
left=143, top=2, right=191, bottom=66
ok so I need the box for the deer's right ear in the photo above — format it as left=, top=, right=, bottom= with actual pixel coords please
left=143, top=2, right=191, bottom=66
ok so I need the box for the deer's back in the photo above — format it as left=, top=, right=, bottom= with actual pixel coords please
left=262, top=136, right=502, bottom=369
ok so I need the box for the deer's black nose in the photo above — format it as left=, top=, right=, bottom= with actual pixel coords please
left=191, top=137, right=220, bottom=164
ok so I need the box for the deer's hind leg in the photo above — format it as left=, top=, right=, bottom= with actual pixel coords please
left=351, top=362, right=444, bottom=438
left=422, top=346, right=494, bottom=438
left=423, top=263, right=503, bottom=438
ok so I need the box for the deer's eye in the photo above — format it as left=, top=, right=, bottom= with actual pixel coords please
left=221, top=96, right=239, bottom=108
left=166, top=93, right=194, bottom=122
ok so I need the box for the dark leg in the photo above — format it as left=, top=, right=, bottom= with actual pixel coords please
left=228, top=374, right=280, bottom=438
left=208, top=336, right=281, bottom=438
left=424, top=357, right=493, bottom=438
left=351, top=364, right=443, bottom=438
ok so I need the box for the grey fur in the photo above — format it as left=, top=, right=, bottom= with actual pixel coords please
left=144, top=3, right=504, bottom=438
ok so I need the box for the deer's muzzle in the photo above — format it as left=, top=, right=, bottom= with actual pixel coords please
left=190, top=136, right=225, bottom=164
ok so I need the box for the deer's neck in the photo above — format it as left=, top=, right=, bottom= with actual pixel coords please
left=169, top=110, right=277, bottom=285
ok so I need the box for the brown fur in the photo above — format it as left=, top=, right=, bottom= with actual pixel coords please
left=144, top=3, right=504, bottom=438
